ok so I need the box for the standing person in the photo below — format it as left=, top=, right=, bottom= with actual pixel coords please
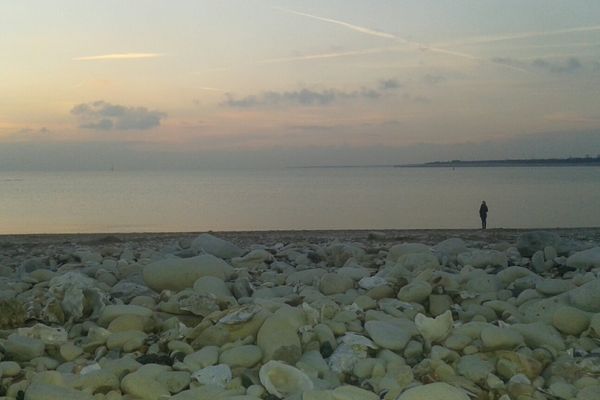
left=479, top=201, right=488, bottom=229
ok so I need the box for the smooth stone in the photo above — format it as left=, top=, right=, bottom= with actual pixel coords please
left=257, top=307, right=303, bottom=363
left=567, top=247, right=600, bottom=269
left=332, top=385, right=379, bottom=400
left=121, top=364, right=171, bottom=400
left=71, top=370, right=120, bottom=394
left=0, top=361, right=21, bottom=377
left=569, top=279, right=600, bottom=312
left=429, top=294, right=453, bottom=316
left=415, top=310, right=453, bottom=343
left=4, top=334, right=45, bottom=361
left=388, top=243, right=431, bottom=262
left=397, top=382, right=470, bottom=400
left=319, top=273, right=354, bottom=295
left=107, top=314, right=148, bottom=332
left=106, top=331, right=147, bottom=351
left=433, top=238, right=468, bottom=263
left=98, top=304, right=153, bottom=326
left=365, top=320, right=411, bottom=350
left=457, top=250, right=507, bottom=268
left=552, top=306, right=590, bottom=335
left=512, top=322, right=565, bottom=350
left=531, top=250, right=547, bottom=272
left=481, top=325, right=524, bottom=350
left=536, top=279, right=573, bottom=295
left=397, top=281, right=432, bottom=303
left=286, top=268, right=327, bottom=285
left=25, top=382, right=95, bottom=400
left=59, top=342, right=83, bottom=361
left=259, top=360, right=314, bottom=398
left=219, top=345, right=262, bottom=368
left=191, top=233, right=245, bottom=259
left=397, top=252, right=440, bottom=271
left=193, top=276, right=233, bottom=299
left=456, top=354, right=494, bottom=384
left=191, top=364, right=231, bottom=387
left=143, top=254, right=234, bottom=292
left=184, top=346, right=220, bottom=370
left=517, top=231, right=564, bottom=257
left=232, top=249, right=274, bottom=269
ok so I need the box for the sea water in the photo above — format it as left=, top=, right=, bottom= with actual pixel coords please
left=0, top=167, right=598, bottom=234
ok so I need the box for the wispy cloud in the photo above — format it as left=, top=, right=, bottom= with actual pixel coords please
left=492, top=56, right=585, bottom=74
left=73, top=53, right=164, bottom=61
left=222, top=80, right=401, bottom=108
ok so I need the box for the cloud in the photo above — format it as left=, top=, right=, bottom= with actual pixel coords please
left=422, top=74, right=446, bottom=85
left=491, top=56, right=584, bottom=74
left=223, top=80, right=400, bottom=108
left=532, top=57, right=583, bottom=74
left=73, top=53, right=164, bottom=61
left=71, top=101, right=166, bottom=131
left=379, top=79, right=401, bottom=90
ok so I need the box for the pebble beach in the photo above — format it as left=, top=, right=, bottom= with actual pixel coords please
left=1, top=228, right=600, bottom=400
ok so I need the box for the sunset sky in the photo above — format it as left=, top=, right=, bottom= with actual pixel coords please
left=1, top=0, right=599, bottom=169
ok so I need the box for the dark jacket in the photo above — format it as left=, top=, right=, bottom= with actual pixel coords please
left=479, top=203, right=488, bottom=217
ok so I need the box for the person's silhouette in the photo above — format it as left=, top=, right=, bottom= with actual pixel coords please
left=479, top=201, right=488, bottom=229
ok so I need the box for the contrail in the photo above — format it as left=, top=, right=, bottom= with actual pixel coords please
left=196, top=46, right=411, bottom=73
left=274, top=7, right=398, bottom=40
left=73, top=53, right=164, bottom=61
left=275, top=8, right=480, bottom=60
left=275, top=7, right=529, bottom=72
left=256, top=46, right=411, bottom=65
left=441, top=25, right=600, bottom=47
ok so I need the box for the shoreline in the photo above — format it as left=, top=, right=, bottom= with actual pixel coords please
left=2, top=227, right=600, bottom=248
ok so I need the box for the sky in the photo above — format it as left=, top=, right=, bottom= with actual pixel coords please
left=1, top=0, right=600, bottom=169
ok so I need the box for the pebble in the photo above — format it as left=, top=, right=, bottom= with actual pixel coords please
left=0, top=231, right=595, bottom=400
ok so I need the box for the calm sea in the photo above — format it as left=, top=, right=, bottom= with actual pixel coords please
left=0, top=167, right=598, bottom=234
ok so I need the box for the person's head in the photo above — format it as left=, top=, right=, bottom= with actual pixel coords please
left=482, top=201, right=486, bottom=205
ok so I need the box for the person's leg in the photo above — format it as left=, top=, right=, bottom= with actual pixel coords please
left=482, top=216, right=487, bottom=229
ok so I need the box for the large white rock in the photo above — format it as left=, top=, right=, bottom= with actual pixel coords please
left=257, top=307, right=303, bottom=363
left=191, top=233, right=245, bottom=259
left=415, top=310, right=453, bottom=343
left=397, top=382, right=470, bottom=400
left=259, top=360, right=314, bottom=398
left=143, top=254, right=233, bottom=292
left=566, top=247, right=600, bottom=269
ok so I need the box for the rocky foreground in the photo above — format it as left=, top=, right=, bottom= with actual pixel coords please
left=1, top=229, right=600, bottom=400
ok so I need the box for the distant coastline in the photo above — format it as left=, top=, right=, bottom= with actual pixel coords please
left=396, top=155, right=600, bottom=168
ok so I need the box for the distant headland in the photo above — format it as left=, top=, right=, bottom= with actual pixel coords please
left=396, top=155, right=600, bottom=168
